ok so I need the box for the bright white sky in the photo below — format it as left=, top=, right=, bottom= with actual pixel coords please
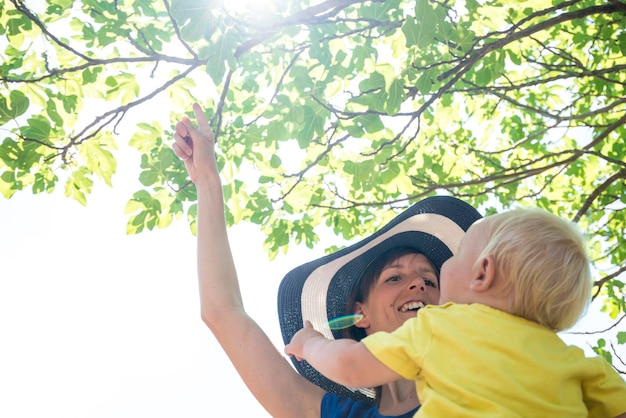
left=0, top=140, right=329, bottom=417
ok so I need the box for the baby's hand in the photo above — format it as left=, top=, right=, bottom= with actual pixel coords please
left=285, top=321, right=324, bottom=361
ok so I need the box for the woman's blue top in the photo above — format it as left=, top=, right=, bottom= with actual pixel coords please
left=321, top=393, right=419, bottom=418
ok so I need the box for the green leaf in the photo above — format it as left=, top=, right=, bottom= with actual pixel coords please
left=64, top=167, right=93, bottom=205
left=416, top=68, right=436, bottom=95
left=385, top=79, right=404, bottom=114
left=269, top=154, right=281, bottom=169
left=46, top=99, right=63, bottom=126
left=129, top=122, right=162, bottom=153
left=170, top=0, right=216, bottom=42
left=21, top=116, right=51, bottom=141
left=124, top=189, right=173, bottom=233
left=507, top=48, right=522, bottom=65
left=297, top=105, right=325, bottom=147
left=0, top=170, right=18, bottom=199
left=82, top=67, right=103, bottom=84
left=402, top=1, right=437, bottom=49
left=205, top=28, right=239, bottom=85
left=474, top=67, right=492, bottom=86
left=80, top=139, right=117, bottom=186
left=359, top=114, right=384, bottom=134
left=0, top=90, right=29, bottom=123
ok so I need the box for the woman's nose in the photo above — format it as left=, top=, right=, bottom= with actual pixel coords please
left=408, top=278, right=426, bottom=292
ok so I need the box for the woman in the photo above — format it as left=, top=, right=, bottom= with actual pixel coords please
left=172, top=104, right=482, bottom=417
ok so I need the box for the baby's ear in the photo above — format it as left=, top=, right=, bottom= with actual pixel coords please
left=353, top=302, right=370, bottom=329
left=470, top=255, right=496, bottom=292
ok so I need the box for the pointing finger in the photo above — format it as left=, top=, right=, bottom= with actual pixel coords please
left=192, top=103, right=210, bottom=129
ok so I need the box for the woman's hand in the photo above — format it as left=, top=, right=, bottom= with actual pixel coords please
left=172, top=103, right=219, bottom=184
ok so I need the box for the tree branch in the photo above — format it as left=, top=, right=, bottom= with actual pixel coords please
left=573, top=169, right=626, bottom=223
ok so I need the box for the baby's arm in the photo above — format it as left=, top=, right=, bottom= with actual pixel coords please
left=285, top=321, right=402, bottom=388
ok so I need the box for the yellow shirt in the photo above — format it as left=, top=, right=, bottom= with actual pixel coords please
left=362, top=303, right=626, bottom=418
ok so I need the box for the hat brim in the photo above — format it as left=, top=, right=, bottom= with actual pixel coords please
left=277, top=196, right=482, bottom=401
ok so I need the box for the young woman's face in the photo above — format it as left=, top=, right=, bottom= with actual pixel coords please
left=356, top=253, right=439, bottom=335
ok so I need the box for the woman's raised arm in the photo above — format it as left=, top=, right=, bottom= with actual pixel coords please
left=172, top=104, right=325, bottom=418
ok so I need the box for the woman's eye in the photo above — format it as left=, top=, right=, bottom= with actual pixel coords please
left=385, top=275, right=401, bottom=282
left=424, top=278, right=437, bottom=288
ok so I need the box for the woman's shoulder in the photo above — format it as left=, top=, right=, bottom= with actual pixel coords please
left=321, top=392, right=418, bottom=418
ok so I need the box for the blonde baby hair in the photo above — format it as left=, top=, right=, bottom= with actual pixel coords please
left=478, top=207, right=592, bottom=331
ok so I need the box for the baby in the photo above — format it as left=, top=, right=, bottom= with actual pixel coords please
left=286, top=207, right=626, bottom=417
